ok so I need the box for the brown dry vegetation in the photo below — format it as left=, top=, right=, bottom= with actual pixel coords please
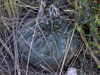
left=0, top=0, right=100, bottom=75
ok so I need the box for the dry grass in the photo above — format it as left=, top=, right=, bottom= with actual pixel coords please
left=0, top=0, right=100, bottom=75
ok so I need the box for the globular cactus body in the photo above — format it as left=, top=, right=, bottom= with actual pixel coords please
left=17, top=5, right=79, bottom=69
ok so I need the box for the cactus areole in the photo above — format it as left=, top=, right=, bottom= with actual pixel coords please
left=17, top=5, right=79, bottom=69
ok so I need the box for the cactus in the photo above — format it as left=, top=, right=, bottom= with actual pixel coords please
left=17, top=5, right=79, bottom=69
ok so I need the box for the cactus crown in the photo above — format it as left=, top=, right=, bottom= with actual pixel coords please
left=49, top=5, right=60, bottom=18
left=49, top=5, right=62, bottom=35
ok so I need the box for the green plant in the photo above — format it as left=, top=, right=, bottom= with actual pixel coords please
left=72, top=0, right=100, bottom=70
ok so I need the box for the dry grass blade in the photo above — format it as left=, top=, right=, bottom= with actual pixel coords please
left=0, top=16, right=10, bottom=31
left=12, top=27, right=21, bottom=75
left=25, top=0, right=55, bottom=74
left=5, top=0, right=12, bottom=17
left=36, top=3, right=60, bottom=71
left=18, top=1, right=39, bottom=10
left=0, top=65, right=10, bottom=75
left=59, top=23, right=77, bottom=75
left=0, top=50, right=11, bottom=75
left=70, top=43, right=84, bottom=67
left=0, top=38, right=14, bottom=60
left=9, top=0, right=16, bottom=18
left=25, top=24, right=36, bottom=75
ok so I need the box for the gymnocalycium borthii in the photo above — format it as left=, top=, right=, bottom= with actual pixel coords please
left=17, top=5, right=80, bottom=69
